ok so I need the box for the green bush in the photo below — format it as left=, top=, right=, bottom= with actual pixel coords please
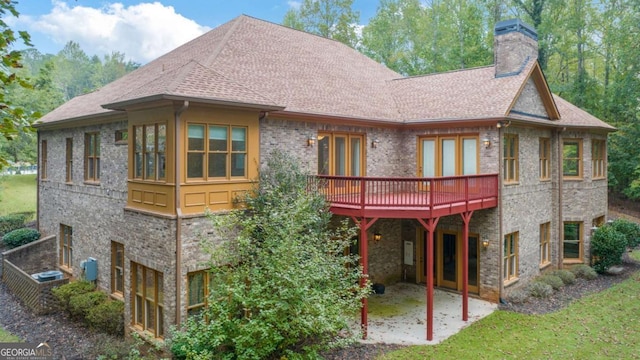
left=69, top=291, right=107, bottom=320
left=2, top=228, right=40, bottom=249
left=170, top=152, right=368, bottom=359
left=52, top=280, right=96, bottom=313
left=528, top=282, right=553, bottom=298
left=591, top=226, right=627, bottom=273
left=535, top=274, right=564, bottom=290
left=87, top=300, right=124, bottom=336
left=571, top=264, right=598, bottom=280
left=506, top=289, right=529, bottom=304
left=551, top=270, right=576, bottom=285
left=610, top=218, right=640, bottom=248
left=0, top=214, right=27, bottom=238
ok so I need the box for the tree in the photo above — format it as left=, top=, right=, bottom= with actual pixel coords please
left=0, top=1, right=38, bottom=170
left=170, top=152, right=369, bottom=359
left=361, top=0, right=493, bottom=76
left=54, top=41, right=94, bottom=101
left=361, top=0, right=433, bottom=75
left=283, top=0, right=360, bottom=47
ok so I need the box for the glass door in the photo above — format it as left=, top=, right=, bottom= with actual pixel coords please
left=439, top=232, right=457, bottom=289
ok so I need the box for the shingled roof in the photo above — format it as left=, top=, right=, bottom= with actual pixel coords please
left=38, top=15, right=613, bottom=131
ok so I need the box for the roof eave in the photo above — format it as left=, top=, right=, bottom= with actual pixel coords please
left=103, top=94, right=285, bottom=112
left=34, top=110, right=126, bottom=130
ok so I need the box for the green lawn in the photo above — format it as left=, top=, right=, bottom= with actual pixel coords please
left=0, top=327, right=20, bottom=342
left=382, top=271, right=640, bottom=359
left=0, top=174, right=37, bottom=217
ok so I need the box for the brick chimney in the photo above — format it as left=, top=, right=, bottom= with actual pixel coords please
left=494, top=19, right=538, bottom=77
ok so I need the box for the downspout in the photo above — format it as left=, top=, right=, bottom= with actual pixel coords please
left=36, top=131, right=40, bottom=231
left=557, top=128, right=564, bottom=269
left=497, top=125, right=504, bottom=302
left=175, top=100, right=189, bottom=326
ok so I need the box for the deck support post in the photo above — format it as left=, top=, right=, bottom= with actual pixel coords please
left=417, top=217, right=440, bottom=341
left=351, top=216, right=378, bottom=340
left=460, top=211, right=473, bottom=322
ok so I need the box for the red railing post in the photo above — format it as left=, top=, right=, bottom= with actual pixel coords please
left=360, top=177, right=366, bottom=210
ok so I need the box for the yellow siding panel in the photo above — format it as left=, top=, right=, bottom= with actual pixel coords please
left=132, top=190, right=143, bottom=203
left=156, top=192, right=167, bottom=207
left=185, top=192, right=206, bottom=207
left=209, top=191, right=229, bottom=205
left=143, top=191, right=155, bottom=205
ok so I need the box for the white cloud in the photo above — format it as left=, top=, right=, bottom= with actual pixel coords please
left=287, top=1, right=302, bottom=10
left=22, top=1, right=210, bottom=63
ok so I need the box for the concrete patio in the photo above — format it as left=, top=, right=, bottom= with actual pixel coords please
left=361, top=282, right=497, bottom=345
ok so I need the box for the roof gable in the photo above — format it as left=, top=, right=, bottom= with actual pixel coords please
left=392, top=60, right=536, bottom=122
left=507, top=62, right=560, bottom=120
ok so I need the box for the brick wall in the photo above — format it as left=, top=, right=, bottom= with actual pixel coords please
left=39, top=120, right=179, bottom=334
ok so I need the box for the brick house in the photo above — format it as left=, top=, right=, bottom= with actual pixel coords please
left=35, top=17, right=613, bottom=341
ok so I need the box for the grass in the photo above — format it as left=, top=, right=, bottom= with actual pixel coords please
left=381, top=269, right=640, bottom=359
left=0, top=174, right=37, bottom=217
left=0, top=327, right=20, bottom=342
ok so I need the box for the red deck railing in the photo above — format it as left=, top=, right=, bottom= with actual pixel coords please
left=311, top=174, right=499, bottom=218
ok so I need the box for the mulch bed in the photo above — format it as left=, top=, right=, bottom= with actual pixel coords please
left=499, top=254, right=640, bottom=315
left=0, top=281, right=119, bottom=359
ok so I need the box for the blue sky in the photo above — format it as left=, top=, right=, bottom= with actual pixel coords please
left=10, top=1, right=379, bottom=63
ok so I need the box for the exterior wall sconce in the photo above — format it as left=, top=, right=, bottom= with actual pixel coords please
left=373, top=233, right=382, bottom=242
left=482, top=137, right=491, bottom=148
left=307, top=136, right=315, bottom=147
left=371, top=138, right=379, bottom=148
left=482, top=238, right=490, bottom=248
left=496, top=120, right=511, bottom=129
left=590, top=226, right=599, bottom=234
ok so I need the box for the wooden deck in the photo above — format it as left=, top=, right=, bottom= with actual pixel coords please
left=313, top=174, right=499, bottom=218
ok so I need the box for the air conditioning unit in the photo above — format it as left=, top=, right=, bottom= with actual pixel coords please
left=81, top=257, right=98, bottom=281
left=31, top=270, right=64, bottom=282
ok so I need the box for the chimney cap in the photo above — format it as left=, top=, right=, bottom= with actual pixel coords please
left=495, top=19, right=537, bottom=41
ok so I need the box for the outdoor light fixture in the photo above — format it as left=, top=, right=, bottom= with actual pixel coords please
left=482, top=137, right=491, bottom=148
left=373, top=233, right=382, bottom=242
left=590, top=226, right=599, bottom=233
left=482, top=238, right=490, bottom=248
left=371, top=138, right=379, bottom=148
left=307, top=136, right=315, bottom=147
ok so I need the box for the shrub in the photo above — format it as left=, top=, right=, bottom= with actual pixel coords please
left=170, top=152, right=368, bottom=359
left=52, top=280, right=96, bottom=313
left=0, top=213, right=26, bottom=237
left=535, top=274, right=564, bottom=290
left=69, top=291, right=108, bottom=320
left=591, top=226, right=627, bottom=273
left=610, top=218, right=640, bottom=248
left=2, top=228, right=40, bottom=249
left=571, top=264, right=598, bottom=280
left=506, top=289, right=529, bottom=304
left=551, top=270, right=576, bottom=285
left=87, top=300, right=124, bottom=336
left=528, top=282, right=553, bottom=298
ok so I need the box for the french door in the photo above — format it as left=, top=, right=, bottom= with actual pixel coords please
left=416, top=228, right=479, bottom=293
